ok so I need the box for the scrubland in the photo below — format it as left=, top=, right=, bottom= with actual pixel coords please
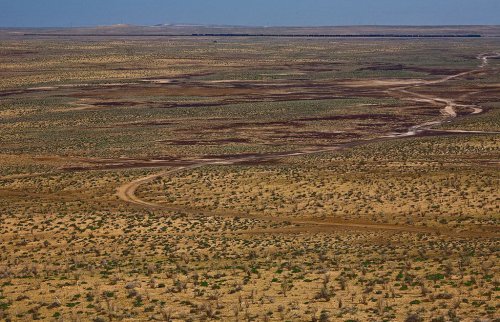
left=0, top=34, right=499, bottom=321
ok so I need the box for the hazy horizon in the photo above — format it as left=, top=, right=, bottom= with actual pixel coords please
left=1, top=0, right=499, bottom=28
left=3, top=23, right=500, bottom=29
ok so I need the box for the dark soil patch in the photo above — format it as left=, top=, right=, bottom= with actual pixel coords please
left=161, top=138, right=250, bottom=145
left=94, top=120, right=176, bottom=128
left=359, top=64, right=468, bottom=76
left=210, top=120, right=304, bottom=130
left=296, top=113, right=402, bottom=122
left=92, top=101, right=142, bottom=107
left=270, top=131, right=361, bottom=140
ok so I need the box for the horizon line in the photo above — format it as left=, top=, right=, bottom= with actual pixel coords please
left=2, top=23, right=500, bottom=29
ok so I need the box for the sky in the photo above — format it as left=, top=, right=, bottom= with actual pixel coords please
left=0, top=0, right=499, bottom=27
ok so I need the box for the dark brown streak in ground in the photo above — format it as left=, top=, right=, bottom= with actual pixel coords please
left=358, top=64, right=469, bottom=76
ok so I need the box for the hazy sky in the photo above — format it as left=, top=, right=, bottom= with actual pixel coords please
left=1, top=0, right=499, bottom=27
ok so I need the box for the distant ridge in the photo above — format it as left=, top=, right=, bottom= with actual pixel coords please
left=2, top=25, right=500, bottom=39
left=22, top=33, right=482, bottom=38
left=185, top=33, right=482, bottom=38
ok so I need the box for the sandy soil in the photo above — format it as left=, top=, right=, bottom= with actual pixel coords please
left=116, top=52, right=499, bottom=213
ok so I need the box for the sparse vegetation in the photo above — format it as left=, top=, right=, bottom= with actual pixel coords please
left=0, top=28, right=498, bottom=320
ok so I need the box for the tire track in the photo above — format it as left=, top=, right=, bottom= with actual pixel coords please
left=116, top=53, right=499, bottom=234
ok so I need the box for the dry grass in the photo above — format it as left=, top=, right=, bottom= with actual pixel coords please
left=0, top=34, right=499, bottom=321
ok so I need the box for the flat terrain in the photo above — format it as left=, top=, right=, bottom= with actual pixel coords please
left=0, top=27, right=499, bottom=321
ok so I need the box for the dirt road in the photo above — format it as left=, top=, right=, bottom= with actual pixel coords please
left=114, top=52, right=498, bottom=234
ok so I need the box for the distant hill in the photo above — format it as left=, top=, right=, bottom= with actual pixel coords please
left=1, top=25, right=500, bottom=39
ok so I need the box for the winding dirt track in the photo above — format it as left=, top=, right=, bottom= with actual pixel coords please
left=115, top=53, right=499, bottom=235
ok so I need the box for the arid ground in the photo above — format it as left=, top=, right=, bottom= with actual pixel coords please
left=0, top=26, right=499, bottom=321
